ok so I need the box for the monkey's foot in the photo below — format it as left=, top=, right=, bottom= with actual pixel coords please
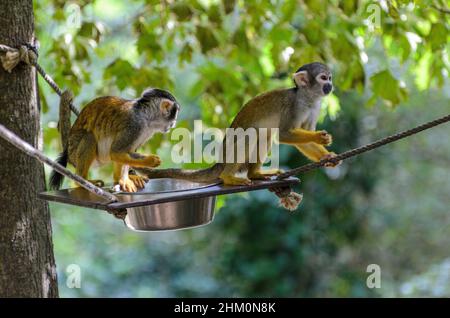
left=143, top=155, right=162, bottom=168
left=320, top=152, right=342, bottom=167
left=314, top=130, right=333, bottom=146
left=248, top=169, right=284, bottom=180
left=119, top=178, right=138, bottom=192
left=129, top=175, right=148, bottom=189
left=248, top=172, right=271, bottom=180
left=220, top=175, right=252, bottom=186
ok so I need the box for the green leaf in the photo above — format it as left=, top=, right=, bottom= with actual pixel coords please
left=302, top=20, right=322, bottom=45
left=222, top=0, right=236, bottom=14
left=179, top=43, right=193, bottom=64
left=208, top=4, right=222, bottom=25
left=259, top=43, right=275, bottom=77
left=428, top=23, right=448, bottom=50
left=370, top=70, right=408, bottom=106
left=104, top=59, right=135, bottom=90
left=78, top=22, right=102, bottom=42
left=398, top=33, right=411, bottom=62
left=331, top=33, right=359, bottom=63
left=74, top=39, right=89, bottom=61
left=171, top=2, right=193, bottom=21
left=280, top=1, right=298, bottom=21
left=53, top=8, right=66, bottom=21
left=136, top=33, right=163, bottom=62
left=38, top=82, right=49, bottom=114
left=338, top=0, right=359, bottom=16
left=232, top=27, right=250, bottom=51
left=196, top=26, right=219, bottom=54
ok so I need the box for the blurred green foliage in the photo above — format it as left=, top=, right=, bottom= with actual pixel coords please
left=34, top=0, right=450, bottom=297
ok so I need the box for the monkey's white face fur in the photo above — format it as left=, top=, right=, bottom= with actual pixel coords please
left=315, top=72, right=333, bottom=95
left=293, top=70, right=333, bottom=97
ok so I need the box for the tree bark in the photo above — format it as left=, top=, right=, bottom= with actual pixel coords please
left=0, top=0, right=58, bottom=297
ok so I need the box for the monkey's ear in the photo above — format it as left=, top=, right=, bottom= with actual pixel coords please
left=293, top=71, right=309, bottom=87
left=160, top=99, right=174, bottom=115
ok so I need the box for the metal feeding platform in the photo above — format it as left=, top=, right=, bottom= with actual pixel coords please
left=39, top=177, right=300, bottom=232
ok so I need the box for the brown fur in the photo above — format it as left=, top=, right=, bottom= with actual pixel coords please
left=49, top=89, right=179, bottom=192
left=139, top=62, right=340, bottom=185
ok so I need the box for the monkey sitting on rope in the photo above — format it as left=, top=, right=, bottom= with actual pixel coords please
left=138, top=62, right=341, bottom=210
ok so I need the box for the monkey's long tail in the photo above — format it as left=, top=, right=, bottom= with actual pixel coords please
left=135, top=163, right=224, bottom=183
left=49, top=148, right=68, bottom=190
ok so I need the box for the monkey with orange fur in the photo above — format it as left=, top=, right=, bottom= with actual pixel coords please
left=49, top=88, right=180, bottom=192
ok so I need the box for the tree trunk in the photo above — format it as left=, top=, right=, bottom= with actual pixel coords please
left=0, top=0, right=58, bottom=297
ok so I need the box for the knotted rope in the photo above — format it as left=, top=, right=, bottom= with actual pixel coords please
left=269, top=186, right=303, bottom=211
left=272, top=113, right=449, bottom=210
left=277, top=114, right=450, bottom=179
left=0, top=43, right=119, bottom=212
left=0, top=43, right=80, bottom=116
left=1, top=43, right=449, bottom=214
left=0, top=44, right=37, bottom=72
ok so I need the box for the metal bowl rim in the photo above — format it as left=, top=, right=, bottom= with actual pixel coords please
left=115, top=179, right=221, bottom=195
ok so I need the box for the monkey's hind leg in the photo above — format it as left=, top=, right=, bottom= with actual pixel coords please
left=295, top=143, right=341, bottom=167
left=74, top=132, right=105, bottom=187
left=129, top=174, right=148, bottom=189
left=247, top=134, right=283, bottom=180
left=247, top=163, right=283, bottom=180
left=113, top=162, right=148, bottom=192
left=219, top=163, right=251, bottom=186
left=113, top=162, right=136, bottom=192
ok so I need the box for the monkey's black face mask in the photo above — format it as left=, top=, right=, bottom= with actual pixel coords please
left=165, top=103, right=180, bottom=131
left=323, top=83, right=333, bottom=95
left=168, top=103, right=180, bottom=121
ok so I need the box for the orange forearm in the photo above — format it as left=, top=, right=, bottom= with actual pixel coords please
left=280, top=128, right=332, bottom=146
left=110, top=152, right=161, bottom=168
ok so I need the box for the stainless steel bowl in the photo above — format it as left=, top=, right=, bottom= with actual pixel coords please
left=121, top=178, right=218, bottom=232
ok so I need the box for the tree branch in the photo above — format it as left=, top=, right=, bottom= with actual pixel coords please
left=431, top=4, right=450, bottom=14
left=0, top=123, right=118, bottom=203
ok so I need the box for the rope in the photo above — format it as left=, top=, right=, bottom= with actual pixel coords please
left=1, top=43, right=448, bottom=212
left=0, top=123, right=118, bottom=203
left=0, top=43, right=80, bottom=116
left=278, top=113, right=450, bottom=179
left=0, top=43, right=123, bottom=217
left=106, top=208, right=128, bottom=221
left=269, top=186, right=303, bottom=211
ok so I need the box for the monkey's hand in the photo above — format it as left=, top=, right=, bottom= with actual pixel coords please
left=320, top=152, right=342, bottom=167
left=313, top=131, right=333, bottom=146
left=142, top=154, right=162, bottom=168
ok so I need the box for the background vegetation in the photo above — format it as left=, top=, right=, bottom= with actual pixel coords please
left=35, top=0, right=449, bottom=297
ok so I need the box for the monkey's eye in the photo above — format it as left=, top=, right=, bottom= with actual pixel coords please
left=329, top=76, right=332, bottom=81
left=321, top=75, right=328, bottom=81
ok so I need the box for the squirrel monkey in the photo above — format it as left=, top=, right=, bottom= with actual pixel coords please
left=49, top=88, right=180, bottom=192
left=138, top=62, right=340, bottom=185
